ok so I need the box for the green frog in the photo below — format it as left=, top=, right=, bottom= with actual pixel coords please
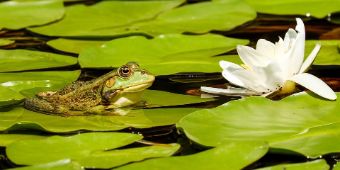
left=24, top=62, right=155, bottom=116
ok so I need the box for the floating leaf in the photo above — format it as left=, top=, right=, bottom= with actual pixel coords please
left=47, top=39, right=106, bottom=54
left=0, top=39, right=14, bottom=46
left=271, top=123, right=340, bottom=158
left=177, top=93, right=340, bottom=158
left=243, top=0, right=340, bottom=18
left=0, top=0, right=64, bottom=30
left=256, top=159, right=329, bottom=170
left=129, top=0, right=256, bottom=36
left=0, top=134, right=46, bottom=147
left=306, top=40, right=340, bottom=66
left=0, top=71, right=80, bottom=96
left=0, top=49, right=78, bottom=72
left=0, top=107, right=197, bottom=132
left=143, top=90, right=212, bottom=107
left=79, top=34, right=248, bottom=75
left=0, top=86, right=24, bottom=107
left=6, top=132, right=142, bottom=165
left=116, top=141, right=268, bottom=170
left=29, top=0, right=183, bottom=37
left=334, top=162, right=340, bottom=170
left=9, top=159, right=83, bottom=170
left=79, top=144, right=180, bottom=169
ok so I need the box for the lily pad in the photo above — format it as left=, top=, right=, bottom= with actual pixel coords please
left=107, top=0, right=256, bottom=36
left=47, top=39, right=106, bottom=54
left=29, top=0, right=183, bottom=37
left=116, top=141, right=268, bottom=170
left=6, top=132, right=142, bottom=165
left=0, top=70, right=80, bottom=95
left=143, top=90, right=212, bottom=107
left=0, top=86, right=24, bottom=107
left=78, top=34, right=249, bottom=75
left=79, top=144, right=180, bottom=169
left=0, top=39, right=14, bottom=46
left=306, top=40, right=340, bottom=66
left=334, top=162, right=340, bottom=170
left=0, top=0, right=64, bottom=30
left=0, top=134, right=46, bottom=147
left=9, top=159, right=83, bottom=170
left=177, top=93, right=340, bottom=158
left=244, top=0, right=340, bottom=18
left=0, top=107, right=197, bottom=132
left=0, top=49, right=78, bottom=72
left=256, top=159, right=329, bottom=170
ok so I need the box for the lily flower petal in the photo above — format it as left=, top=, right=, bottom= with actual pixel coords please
left=299, top=44, right=321, bottom=73
left=289, top=18, right=305, bottom=74
left=256, top=39, right=275, bottom=59
left=289, top=73, right=337, bottom=100
left=236, top=45, right=268, bottom=68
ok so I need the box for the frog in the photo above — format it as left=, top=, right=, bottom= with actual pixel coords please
left=23, top=62, right=155, bottom=116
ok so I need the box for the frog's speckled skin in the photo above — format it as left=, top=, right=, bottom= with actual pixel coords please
left=24, top=62, right=154, bottom=116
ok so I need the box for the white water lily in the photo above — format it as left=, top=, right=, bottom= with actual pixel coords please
left=202, top=18, right=336, bottom=100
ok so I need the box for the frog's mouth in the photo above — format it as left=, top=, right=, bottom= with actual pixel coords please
left=123, top=82, right=153, bottom=92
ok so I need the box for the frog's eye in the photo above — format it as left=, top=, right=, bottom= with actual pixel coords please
left=105, top=78, right=115, bottom=88
left=118, top=65, right=132, bottom=78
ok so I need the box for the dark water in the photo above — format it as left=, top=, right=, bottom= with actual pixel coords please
left=0, top=0, right=340, bottom=169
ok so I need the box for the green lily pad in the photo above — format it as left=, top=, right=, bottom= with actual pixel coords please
left=0, top=39, right=14, bottom=46
left=29, top=0, right=183, bottom=37
left=177, top=93, right=340, bottom=158
left=306, top=40, right=340, bottom=66
left=256, top=159, right=329, bottom=170
left=116, top=141, right=268, bottom=170
left=0, top=70, right=80, bottom=95
left=0, top=134, right=46, bottom=147
left=0, top=107, right=197, bottom=132
left=9, top=159, right=83, bottom=170
left=0, top=49, right=78, bottom=72
left=0, top=86, right=24, bottom=107
left=79, top=144, right=180, bottom=169
left=47, top=39, right=106, bottom=54
left=130, top=0, right=256, bottom=36
left=78, top=34, right=248, bottom=75
left=0, top=0, right=64, bottom=30
left=244, top=0, right=340, bottom=18
left=271, top=123, right=340, bottom=158
left=143, top=90, right=212, bottom=107
left=6, top=132, right=142, bottom=165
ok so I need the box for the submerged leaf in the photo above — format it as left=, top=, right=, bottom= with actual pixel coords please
left=116, top=141, right=268, bottom=170
left=0, top=49, right=78, bottom=72
left=177, top=93, right=340, bottom=157
left=0, top=0, right=64, bottom=30
left=79, top=34, right=248, bottom=75
left=6, top=132, right=142, bottom=165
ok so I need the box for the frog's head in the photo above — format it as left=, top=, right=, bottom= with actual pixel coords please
left=101, top=62, right=155, bottom=107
